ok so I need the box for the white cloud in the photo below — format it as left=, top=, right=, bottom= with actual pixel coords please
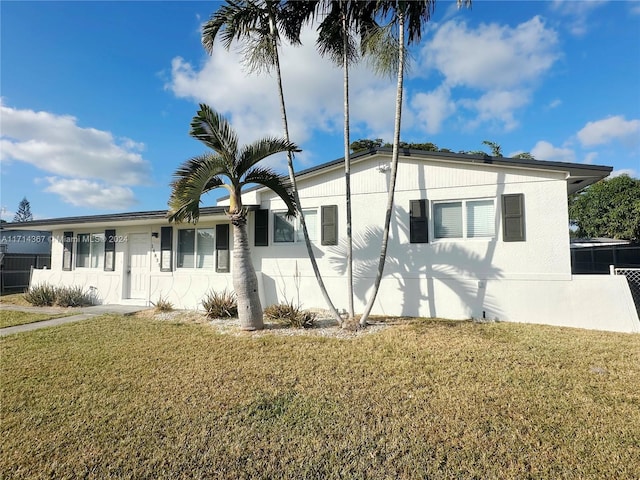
left=420, top=16, right=559, bottom=90
left=0, top=208, right=15, bottom=222
left=576, top=115, right=640, bottom=147
left=530, top=140, right=576, bottom=162
left=167, top=16, right=561, bottom=146
left=0, top=103, right=152, bottom=185
left=582, top=152, right=599, bottom=164
left=547, top=99, right=562, bottom=109
left=411, top=85, right=455, bottom=134
left=550, top=0, right=608, bottom=36
left=609, top=168, right=638, bottom=179
left=167, top=27, right=398, bottom=159
left=43, top=178, right=137, bottom=210
left=415, top=16, right=559, bottom=131
left=461, top=89, right=530, bottom=131
left=0, top=102, right=152, bottom=208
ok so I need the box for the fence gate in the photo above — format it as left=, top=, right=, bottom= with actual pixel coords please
left=0, top=254, right=52, bottom=293
left=614, top=268, right=640, bottom=317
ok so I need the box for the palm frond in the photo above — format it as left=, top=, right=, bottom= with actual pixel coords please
left=372, top=1, right=435, bottom=45
left=242, top=166, right=297, bottom=217
left=236, top=137, right=300, bottom=178
left=362, top=22, right=401, bottom=78
left=203, top=0, right=284, bottom=75
left=203, top=0, right=263, bottom=53
left=316, top=3, right=359, bottom=66
left=279, top=0, right=318, bottom=45
left=404, top=1, right=436, bottom=44
left=190, top=104, right=238, bottom=164
left=168, top=153, right=230, bottom=223
left=202, top=1, right=243, bottom=54
left=241, top=34, right=277, bottom=73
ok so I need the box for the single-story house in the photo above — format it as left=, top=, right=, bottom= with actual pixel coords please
left=10, top=148, right=640, bottom=333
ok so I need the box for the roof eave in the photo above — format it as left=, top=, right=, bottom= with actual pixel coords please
left=2, top=205, right=259, bottom=231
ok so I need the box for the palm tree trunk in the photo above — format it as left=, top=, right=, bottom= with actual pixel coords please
left=342, top=4, right=355, bottom=322
left=359, top=12, right=406, bottom=327
left=230, top=211, right=264, bottom=331
left=268, top=12, right=343, bottom=326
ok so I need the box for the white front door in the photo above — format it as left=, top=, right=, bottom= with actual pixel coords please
left=127, top=233, right=149, bottom=300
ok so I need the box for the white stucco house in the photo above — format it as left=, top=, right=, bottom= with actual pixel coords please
left=11, top=148, right=639, bottom=333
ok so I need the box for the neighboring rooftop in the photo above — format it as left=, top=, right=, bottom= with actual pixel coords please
left=2, top=206, right=259, bottom=230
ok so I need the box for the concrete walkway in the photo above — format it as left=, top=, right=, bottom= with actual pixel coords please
left=0, top=304, right=149, bottom=336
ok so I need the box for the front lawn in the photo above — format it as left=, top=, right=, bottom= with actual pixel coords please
left=1, top=316, right=639, bottom=479
left=0, top=310, right=69, bottom=329
left=0, top=292, right=31, bottom=307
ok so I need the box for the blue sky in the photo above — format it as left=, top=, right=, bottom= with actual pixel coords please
left=1, top=0, right=639, bottom=221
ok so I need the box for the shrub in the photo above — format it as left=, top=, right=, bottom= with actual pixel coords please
left=55, top=286, right=93, bottom=307
left=24, top=283, right=57, bottom=307
left=202, top=289, right=238, bottom=318
left=264, top=302, right=316, bottom=329
left=152, top=295, right=173, bottom=312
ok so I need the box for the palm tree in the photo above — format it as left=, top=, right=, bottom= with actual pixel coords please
left=314, top=1, right=363, bottom=322
left=482, top=140, right=503, bottom=157
left=168, top=104, right=299, bottom=331
left=202, top=0, right=343, bottom=325
left=359, top=1, right=470, bottom=327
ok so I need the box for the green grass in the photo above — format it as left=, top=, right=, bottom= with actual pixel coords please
left=0, top=310, right=69, bottom=329
left=1, top=316, right=639, bottom=479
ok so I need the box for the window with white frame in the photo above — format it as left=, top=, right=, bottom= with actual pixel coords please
left=177, top=228, right=215, bottom=268
left=76, top=233, right=105, bottom=268
left=273, top=210, right=317, bottom=243
left=433, top=199, right=495, bottom=240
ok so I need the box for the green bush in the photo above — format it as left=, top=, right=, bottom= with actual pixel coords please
left=24, top=284, right=57, bottom=307
left=151, top=295, right=173, bottom=312
left=264, top=302, right=316, bottom=329
left=202, top=289, right=238, bottom=319
left=55, top=286, right=93, bottom=307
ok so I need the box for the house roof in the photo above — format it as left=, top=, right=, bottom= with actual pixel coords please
left=218, top=148, right=612, bottom=201
left=6, top=149, right=612, bottom=231
left=3, top=206, right=259, bottom=231
left=570, top=237, right=633, bottom=248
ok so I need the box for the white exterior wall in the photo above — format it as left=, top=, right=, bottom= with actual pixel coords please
left=29, top=153, right=639, bottom=333
left=250, top=154, right=639, bottom=333
left=32, top=221, right=236, bottom=310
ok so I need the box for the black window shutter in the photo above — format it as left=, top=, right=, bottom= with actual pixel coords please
left=321, top=205, right=338, bottom=246
left=104, top=229, right=116, bottom=271
left=216, top=224, right=230, bottom=273
left=254, top=209, right=268, bottom=246
left=502, top=194, right=526, bottom=242
left=62, top=231, right=74, bottom=271
left=160, top=226, right=173, bottom=271
left=410, top=199, right=429, bottom=243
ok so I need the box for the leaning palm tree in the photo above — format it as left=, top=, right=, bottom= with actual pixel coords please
left=168, top=104, right=299, bottom=331
left=202, top=0, right=343, bottom=325
left=359, top=1, right=471, bottom=327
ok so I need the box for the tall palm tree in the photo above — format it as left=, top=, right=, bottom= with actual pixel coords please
left=202, top=0, right=343, bottom=325
left=168, top=104, right=299, bottom=331
left=314, top=1, right=361, bottom=322
left=359, top=1, right=470, bottom=327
